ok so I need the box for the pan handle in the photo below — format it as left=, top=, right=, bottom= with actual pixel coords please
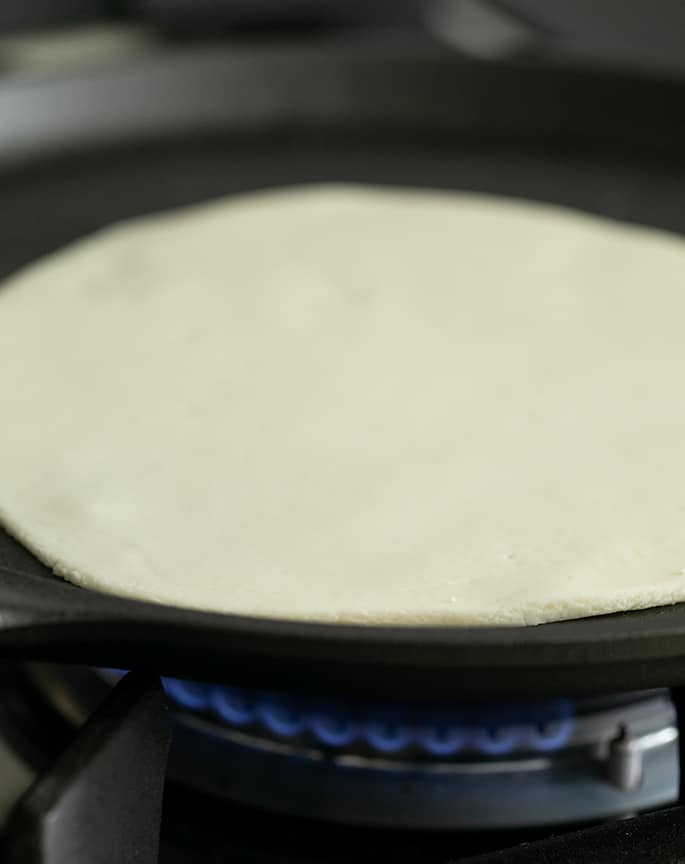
left=0, top=565, right=187, bottom=665
left=0, top=566, right=115, bottom=627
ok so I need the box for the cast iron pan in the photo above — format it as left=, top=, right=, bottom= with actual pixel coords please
left=2, top=42, right=685, bottom=700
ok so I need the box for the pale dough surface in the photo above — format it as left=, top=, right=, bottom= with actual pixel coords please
left=1, top=185, right=685, bottom=626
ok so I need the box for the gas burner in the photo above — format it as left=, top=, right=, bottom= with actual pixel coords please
left=26, top=666, right=680, bottom=830
left=2, top=668, right=684, bottom=864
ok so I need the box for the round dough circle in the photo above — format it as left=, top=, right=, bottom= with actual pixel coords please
left=1, top=184, right=685, bottom=626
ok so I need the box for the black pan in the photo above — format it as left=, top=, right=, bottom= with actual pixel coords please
left=2, top=41, right=685, bottom=700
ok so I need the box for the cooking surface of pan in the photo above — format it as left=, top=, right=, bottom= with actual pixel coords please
left=2, top=42, right=685, bottom=699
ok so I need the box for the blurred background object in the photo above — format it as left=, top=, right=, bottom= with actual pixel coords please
left=2, top=1, right=685, bottom=76
left=0, top=24, right=155, bottom=77
left=0, top=1, right=111, bottom=33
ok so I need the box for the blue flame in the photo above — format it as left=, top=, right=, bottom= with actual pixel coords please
left=163, top=678, right=210, bottom=711
left=526, top=700, right=574, bottom=752
left=418, top=724, right=467, bottom=757
left=210, top=686, right=256, bottom=725
left=474, top=726, right=523, bottom=756
left=258, top=696, right=306, bottom=737
left=308, top=710, right=359, bottom=747
left=114, top=672, right=577, bottom=759
left=364, top=722, right=413, bottom=753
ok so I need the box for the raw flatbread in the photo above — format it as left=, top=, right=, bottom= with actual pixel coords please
left=1, top=185, right=685, bottom=626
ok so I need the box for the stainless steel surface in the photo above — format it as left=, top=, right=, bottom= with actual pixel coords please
left=606, top=726, right=678, bottom=792
left=169, top=709, right=680, bottom=829
left=607, top=729, right=644, bottom=792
